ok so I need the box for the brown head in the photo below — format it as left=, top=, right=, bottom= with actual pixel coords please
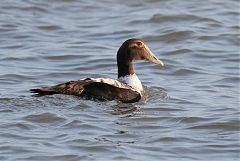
left=117, top=38, right=164, bottom=78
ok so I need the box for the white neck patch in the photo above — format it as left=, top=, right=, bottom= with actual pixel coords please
left=118, top=73, right=143, bottom=93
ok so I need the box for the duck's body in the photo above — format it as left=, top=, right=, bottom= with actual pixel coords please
left=30, top=39, right=164, bottom=103
left=31, top=77, right=141, bottom=103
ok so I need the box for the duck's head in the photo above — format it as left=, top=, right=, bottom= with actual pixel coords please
left=117, top=38, right=164, bottom=78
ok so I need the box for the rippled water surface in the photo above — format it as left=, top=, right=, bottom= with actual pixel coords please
left=0, top=0, right=239, bottom=160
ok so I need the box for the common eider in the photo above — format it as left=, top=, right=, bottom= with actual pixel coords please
left=30, top=38, right=164, bottom=103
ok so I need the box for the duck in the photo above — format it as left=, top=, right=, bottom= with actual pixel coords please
left=30, top=38, right=164, bottom=103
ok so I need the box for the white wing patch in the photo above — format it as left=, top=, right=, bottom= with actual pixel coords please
left=82, top=74, right=143, bottom=94
left=81, top=77, right=138, bottom=92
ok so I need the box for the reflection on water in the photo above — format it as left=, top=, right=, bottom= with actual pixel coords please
left=0, top=0, right=239, bottom=160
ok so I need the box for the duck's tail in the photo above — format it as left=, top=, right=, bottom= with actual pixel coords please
left=30, top=87, right=59, bottom=95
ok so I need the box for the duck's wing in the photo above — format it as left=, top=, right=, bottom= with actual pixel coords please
left=30, top=78, right=141, bottom=103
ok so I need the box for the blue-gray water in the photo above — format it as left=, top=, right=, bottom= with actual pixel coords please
left=0, top=0, right=239, bottom=161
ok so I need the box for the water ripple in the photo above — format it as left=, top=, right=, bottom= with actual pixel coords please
left=24, top=113, right=66, bottom=124
left=0, top=0, right=239, bottom=161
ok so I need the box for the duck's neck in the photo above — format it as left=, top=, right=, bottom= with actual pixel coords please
left=117, top=61, right=134, bottom=78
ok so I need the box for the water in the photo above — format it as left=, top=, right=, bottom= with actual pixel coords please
left=0, top=0, right=239, bottom=160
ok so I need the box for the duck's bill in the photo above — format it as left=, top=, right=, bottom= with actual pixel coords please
left=144, top=45, right=164, bottom=67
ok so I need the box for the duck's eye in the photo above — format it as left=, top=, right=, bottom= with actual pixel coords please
left=136, top=42, right=143, bottom=47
